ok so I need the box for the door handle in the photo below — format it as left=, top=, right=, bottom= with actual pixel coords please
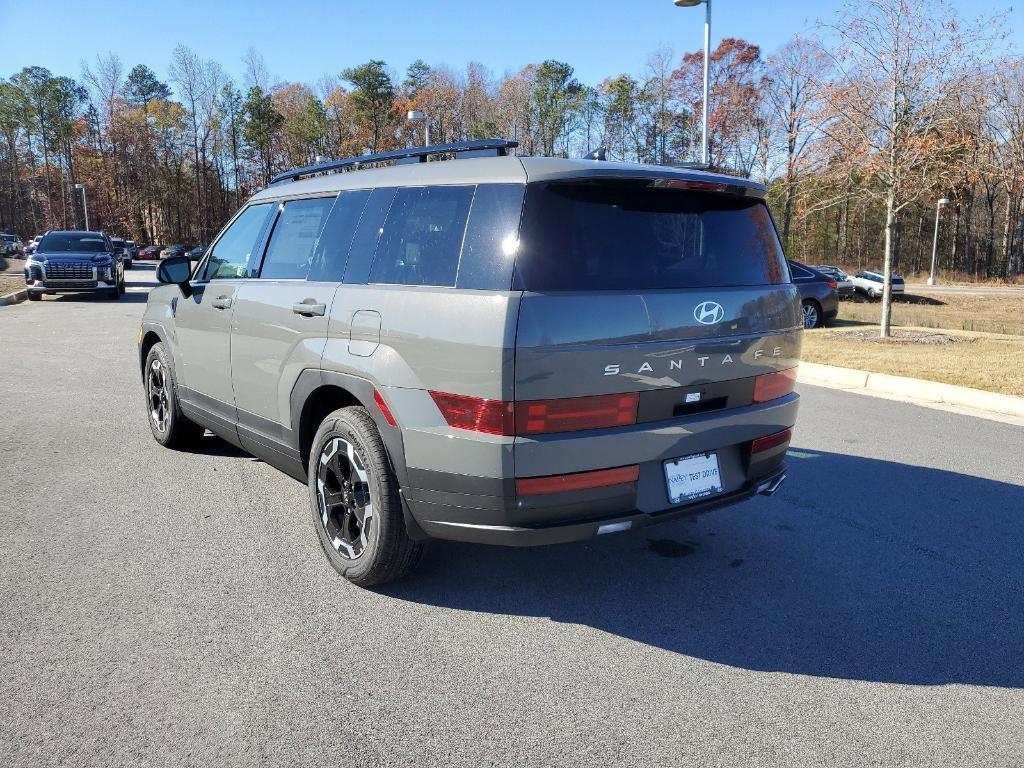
left=211, top=296, right=233, bottom=310
left=292, top=300, right=326, bottom=317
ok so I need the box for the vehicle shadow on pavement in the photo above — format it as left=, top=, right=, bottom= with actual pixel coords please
left=384, top=448, right=1024, bottom=688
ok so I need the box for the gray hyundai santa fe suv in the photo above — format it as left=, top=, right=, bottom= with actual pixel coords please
left=139, top=140, right=801, bottom=586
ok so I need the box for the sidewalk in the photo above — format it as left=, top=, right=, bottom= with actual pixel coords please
left=798, top=361, right=1024, bottom=425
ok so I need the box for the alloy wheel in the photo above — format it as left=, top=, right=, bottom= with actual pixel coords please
left=147, top=358, right=170, bottom=433
left=316, top=437, right=374, bottom=560
left=803, top=303, right=819, bottom=329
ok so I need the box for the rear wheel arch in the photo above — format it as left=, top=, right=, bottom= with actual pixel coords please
left=298, top=383, right=363, bottom=471
left=292, top=371, right=424, bottom=541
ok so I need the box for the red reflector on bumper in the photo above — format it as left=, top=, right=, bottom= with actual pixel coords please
left=751, top=428, right=792, bottom=454
left=753, top=368, right=797, bottom=403
left=516, top=464, right=640, bottom=496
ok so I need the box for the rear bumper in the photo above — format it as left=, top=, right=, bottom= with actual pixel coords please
left=409, top=467, right=787, bottom=546
left=402, top=394, right=797, bottom=546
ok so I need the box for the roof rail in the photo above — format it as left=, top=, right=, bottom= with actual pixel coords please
left=269, top=138, right=519, bottom=185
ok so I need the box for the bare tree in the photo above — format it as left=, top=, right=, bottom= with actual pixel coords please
left=764, top=35, right=828, bottom=249
left=815, top=0, right=1001, bottom=336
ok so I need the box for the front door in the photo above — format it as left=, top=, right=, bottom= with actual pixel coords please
left=173, top=202, right=275, bottom=431
left=230, top=195, right=360, bottom=462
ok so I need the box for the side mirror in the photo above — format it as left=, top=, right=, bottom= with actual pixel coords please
left=157, top=254, right=193, bottom=296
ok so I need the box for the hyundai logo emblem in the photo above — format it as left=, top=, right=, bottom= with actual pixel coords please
left=693, top=301, right=725, bottom=325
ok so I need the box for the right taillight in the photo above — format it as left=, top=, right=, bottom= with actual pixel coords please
left=751, top=427, right=792, bottom=454
left=752, top=368, right=797, bottom=403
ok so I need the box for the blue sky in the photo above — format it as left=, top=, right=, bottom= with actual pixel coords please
left=1, top=0, right=1020, bottom=89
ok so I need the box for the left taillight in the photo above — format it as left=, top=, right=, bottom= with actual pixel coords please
left=827, top=279, right=838, bottom=289
left=428, top=391, right=514, bottom=435
left=515, top=392, right=638, bottom=435
left=428, top=391, right=640, bottom=436
left=752, top=368, right=797, bottom=403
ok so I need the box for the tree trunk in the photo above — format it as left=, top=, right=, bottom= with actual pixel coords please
left=881, top=191, right=896, bottom=338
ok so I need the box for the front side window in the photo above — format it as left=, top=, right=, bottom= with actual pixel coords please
left=369, top=185, right=474, bottom=287
left=200, top=203, right=273, bottom=281
left=260, top=197, right=335, bottom=280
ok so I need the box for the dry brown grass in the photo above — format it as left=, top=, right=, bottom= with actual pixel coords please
left=802, top=326, right=1024, bottom=397
left=837, top=293, right=1024, bottom=336
left=0, top=274, right=25, bottom=298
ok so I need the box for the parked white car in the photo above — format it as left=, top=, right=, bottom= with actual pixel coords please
left=851, top=270, right=905, bottom=300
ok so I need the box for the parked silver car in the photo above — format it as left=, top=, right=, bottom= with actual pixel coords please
left=139, top=140, right=802, bottom=585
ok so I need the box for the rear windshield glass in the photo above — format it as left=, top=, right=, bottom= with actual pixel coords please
left=513, top=182, right=787, bottom=291
left=39, top=233, right=107, bottom=253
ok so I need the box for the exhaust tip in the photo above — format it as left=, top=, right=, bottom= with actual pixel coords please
left=597, top=521, right=633, bottom=535
left=757, top=474, right=787, bottom=496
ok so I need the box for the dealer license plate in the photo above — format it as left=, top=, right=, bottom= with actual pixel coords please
left=664, top=452, right=723, bottom=504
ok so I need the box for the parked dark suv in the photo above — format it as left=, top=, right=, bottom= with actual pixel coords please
left=140, top=140, right=801, bottom=585
left=24, top=230, right=125, bottom=301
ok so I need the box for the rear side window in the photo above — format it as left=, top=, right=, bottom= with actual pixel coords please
left=201, top=203, right=273, bottom=280
left=259, top=197, right=335, bottom=279
left=369, top=185, right=474, bottom=287
left=307, top=189, right=370, bottom=282
left=513, top=182, right=788, bottom=291
left=342, top=187, right=397, bottom=284
left=789, top=262, right=815, bottom=280
left=456, top=184, right=525, bottom=290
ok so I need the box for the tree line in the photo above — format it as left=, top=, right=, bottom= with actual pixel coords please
left=0, top=0, right=1020, bottom=293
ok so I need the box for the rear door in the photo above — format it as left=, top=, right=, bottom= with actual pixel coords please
left=173, top=202, right=275, bottom=428
left=229, top=192, right=368, bottom=462
left=512, top=179, right=800, bottom=403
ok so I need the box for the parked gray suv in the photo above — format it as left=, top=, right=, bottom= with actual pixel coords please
left=139, top=140, right=802, bottom=585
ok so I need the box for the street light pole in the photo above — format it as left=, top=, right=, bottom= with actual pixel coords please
left=673, top=0, right=711, bottom=166
left=74, top=183, right=90, bottom=230
left=927, top=197, right=950, bottom=286
left=407, top=110, right=430, bottom=147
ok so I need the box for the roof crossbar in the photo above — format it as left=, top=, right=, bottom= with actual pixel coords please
left=269, top=138, right=519, bottom=185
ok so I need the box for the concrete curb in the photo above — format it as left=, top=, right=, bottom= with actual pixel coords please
left=0, top=288, right=27, bottom=306
left=797, top=361, right=1024, bottom=418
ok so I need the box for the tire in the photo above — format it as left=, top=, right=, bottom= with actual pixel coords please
left=105, top=287, right=120, bottom=300
left=125, top=259, right=132, bottom=270
left=144, top=342, right=205, bottom=449
left=801, top=299, right=822, bottom=329
left=118, top=275, right=126, bottom=295
left=27, top=291, right=41, bottom=301
left=308, top=406, right=424, bottom=587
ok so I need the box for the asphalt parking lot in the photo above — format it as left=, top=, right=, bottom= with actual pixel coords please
left=2, top=265, right=1023, bottom=767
